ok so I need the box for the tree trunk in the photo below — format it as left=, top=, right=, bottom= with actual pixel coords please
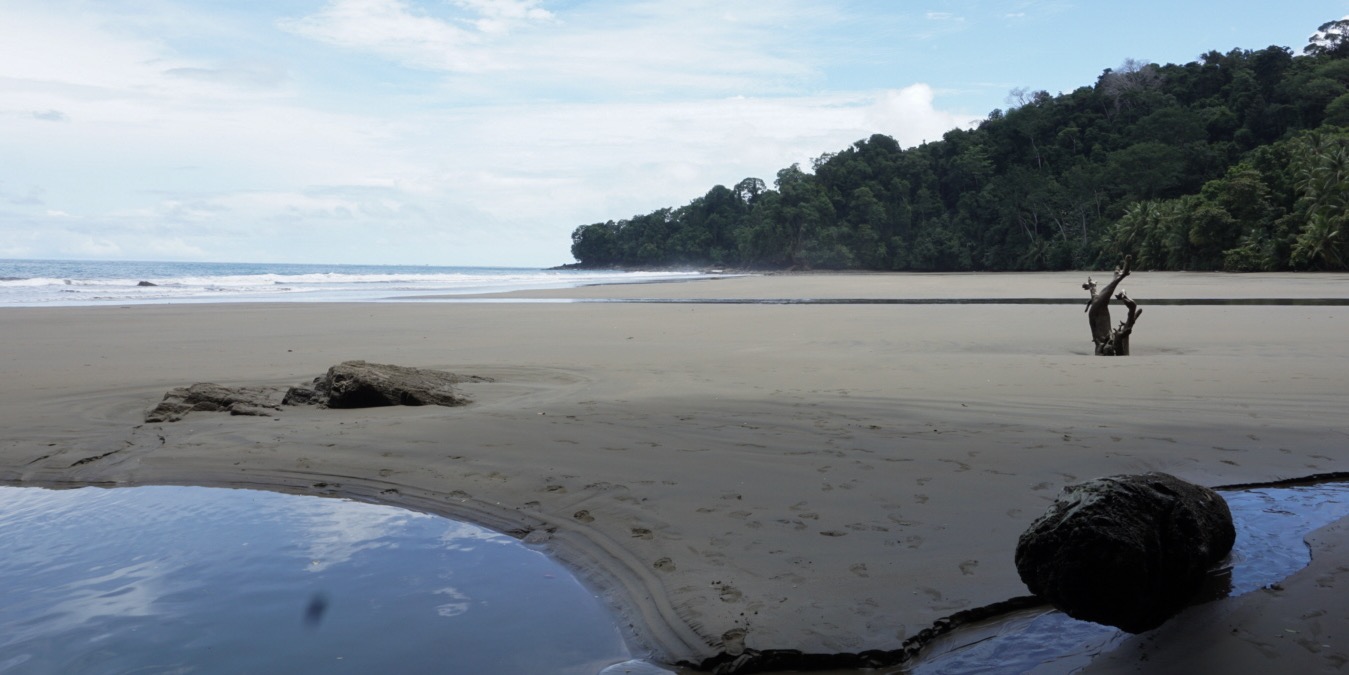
left=1083, top=256, right=1143, bottom=356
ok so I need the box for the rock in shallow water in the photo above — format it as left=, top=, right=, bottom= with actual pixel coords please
left=1014, top=472, right=1235, bottom=633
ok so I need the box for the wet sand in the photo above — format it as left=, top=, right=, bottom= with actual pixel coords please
left=2, top=272, right=1347, bottom=672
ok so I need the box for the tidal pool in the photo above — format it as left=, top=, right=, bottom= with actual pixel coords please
left=0, top=485, right=633, bottom=674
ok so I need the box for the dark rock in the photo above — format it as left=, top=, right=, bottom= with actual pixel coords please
left=285, top=360, right=471, bottom=409
left=137, top=280, right=157, bottom=286
left=1014, top=472, right=1235, bottom=633
left=146, top=382, right=281, bottom=422
left=281, top=386, right=320, bottom=406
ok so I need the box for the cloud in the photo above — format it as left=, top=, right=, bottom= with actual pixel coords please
left=31, top=109, right=67, bottom=122
left=866, top=84, right=975, bottom=143
left=283, top=0, right=825, bottom=98
left=163, top=62, right=289, bottom=88
left=278, top=0, right=553, bottom=72
left=2, top=185, right=45, bottom=206
left=452, top=0, right=552, bottom=34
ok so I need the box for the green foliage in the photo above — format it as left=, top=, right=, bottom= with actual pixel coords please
left=1289, top=130, right=1349, bottom=268
left=568, top=21, right=1349, bottom=272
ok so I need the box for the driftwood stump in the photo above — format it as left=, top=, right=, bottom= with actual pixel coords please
left=1084, top=256, right=1142, bottom=356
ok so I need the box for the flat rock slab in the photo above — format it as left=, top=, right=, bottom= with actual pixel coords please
left=1015, top=472, right=1235, bottom=633
left=146, top=383, right=281, bottom=423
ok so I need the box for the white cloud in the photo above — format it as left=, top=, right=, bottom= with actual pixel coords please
left=278, top=0, right=554, bottom=72
left=282, top=0, right=825, bottom=98
left=453, top=0, right=553, bottom=34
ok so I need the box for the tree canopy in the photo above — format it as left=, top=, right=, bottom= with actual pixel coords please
left=569, top=19, right=1349, bottom=272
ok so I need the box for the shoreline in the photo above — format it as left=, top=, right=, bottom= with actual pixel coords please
left=2, top=273, right=1347, bottom=672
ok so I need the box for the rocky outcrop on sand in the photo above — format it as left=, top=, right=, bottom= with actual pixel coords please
left=145, top=383, right=281, bottom=423
left=147, top=361, right=484, bottom=422
left=1014, top=472, right=1235, bottom=633
left=283, top=360, right=479, bottom=409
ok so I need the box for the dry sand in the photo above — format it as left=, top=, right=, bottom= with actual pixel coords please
left=2, top=272, right=1347, bottom=673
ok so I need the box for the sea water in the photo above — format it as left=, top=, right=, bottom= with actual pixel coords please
left=0, top=485, right=632, bottom=674
left=0, top=259, right=702, bottom=307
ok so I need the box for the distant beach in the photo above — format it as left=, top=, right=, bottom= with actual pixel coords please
left=2, top=271, right=1347, bottom=673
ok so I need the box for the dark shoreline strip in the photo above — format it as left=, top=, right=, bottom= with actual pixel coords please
left=424, top=297, right=1349, bottom=306
left=681, top=596, right=1048, bottom=674
left=587, top=297, right=1349, bottom=306
left=1215, top=470, right=1349, bottom=490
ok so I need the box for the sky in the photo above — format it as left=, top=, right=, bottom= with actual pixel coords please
left=3, top=1, right=1348, bottom=267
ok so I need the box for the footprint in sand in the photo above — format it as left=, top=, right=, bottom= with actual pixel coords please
left=573, top=510, right=595, bottom=523
left=631, top=527, right=653, bottom=540
left=849, top=563, right=870, bottom=578
left=887, top=513, right=916, bottom=527
left=847, top=523, right=888, bottom=532
left=918, top=587, right=943, bottom=601
left=720, top=629, right=747, bottom=653
left=959, top=560, right=979, bottom=576
left=653, top=557, right=676, bottom=572
left=713, top=582, right=743, bottom=603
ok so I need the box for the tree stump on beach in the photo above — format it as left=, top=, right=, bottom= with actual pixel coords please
left=1084, top=256, right=1143, bottom=355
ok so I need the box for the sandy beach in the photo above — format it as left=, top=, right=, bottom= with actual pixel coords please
left=3, top=272, right=1348, bottom=673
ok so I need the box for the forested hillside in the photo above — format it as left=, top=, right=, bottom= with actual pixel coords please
left=569, top=20, right=1349, bottom=272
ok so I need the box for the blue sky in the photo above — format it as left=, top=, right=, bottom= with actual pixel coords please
left=3, top=1, right=1347, bottom=267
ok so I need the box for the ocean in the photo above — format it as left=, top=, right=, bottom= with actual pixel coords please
left=0, top=259, right=703, bottom=307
